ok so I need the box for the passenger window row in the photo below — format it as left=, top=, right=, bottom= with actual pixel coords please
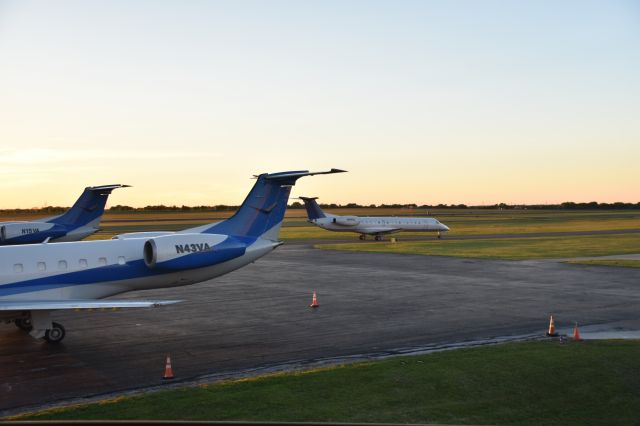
left=12, top=256, right=126, bottom=273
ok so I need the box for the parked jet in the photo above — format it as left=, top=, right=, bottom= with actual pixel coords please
left=299, top=197, right=449, bottom=240
left=0, top=184, right=128, bottom=245
left=0, top=169, right=345, bottom=343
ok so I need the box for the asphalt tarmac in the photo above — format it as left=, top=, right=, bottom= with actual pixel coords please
left=2, top=244, right=640, bottom=413
left=290, top=228, right=640, bottom=244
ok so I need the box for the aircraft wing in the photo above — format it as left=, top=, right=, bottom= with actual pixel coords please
left=0, top=299, right=181, bottom=311
left=365, top=228, right=402, bottom=235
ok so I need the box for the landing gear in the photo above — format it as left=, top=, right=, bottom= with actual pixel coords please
left=14, top=318, right=32, bottom=332
left=359, top=234, right=366, bottom=240
left=44, top=322, right=66, bottom=344
left=374, top=235, right=383, bottom=241
left=437, top=232, right=442, bottom=239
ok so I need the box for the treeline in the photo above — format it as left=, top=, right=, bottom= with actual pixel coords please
left=108, top=204, right=239, bottom=212
left=0, top=206, right=69, bottom=214
left=300, top=202, right=640, bottom=210
left=2, top=201, right=640, bottom=214
left=477, top=202, right=640, bottom=210
left=106, top=201, right=640, bottom=211
left=558, top=202, right=640, bottom=210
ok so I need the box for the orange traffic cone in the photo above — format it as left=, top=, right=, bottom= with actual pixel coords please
left=546, top=315, right=558, bottom=337
left=309, top=291, right=319, bottom=308
left=163, top=354, right=174, bottom=380
left=573, top=322, right=582, bottom=341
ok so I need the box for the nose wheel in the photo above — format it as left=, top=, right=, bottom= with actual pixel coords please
left=44, top=322, right=66, bottom=344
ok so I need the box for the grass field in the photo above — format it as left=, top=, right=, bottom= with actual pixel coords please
left=95, top=211, right=640, bottom=241
left=567, top=259, right=640, bottom=268
left=281, top=210, right=640, bottom=240
left=3, top=210, right=640, bottom=259
left=317, top=233, right=640, bottom=260
left=3, top=209, right=640, bottom=241
left=14, top=340, right=640, bottom=425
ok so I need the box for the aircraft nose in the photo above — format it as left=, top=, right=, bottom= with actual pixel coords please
left=440, top=224, right=450, bottom=232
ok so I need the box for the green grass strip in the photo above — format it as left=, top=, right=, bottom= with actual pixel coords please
left=567, top=259, right=640, bottom=268
left=14, top=341, right=640, bottom=425
left=316, top=234, right=640, bottom=260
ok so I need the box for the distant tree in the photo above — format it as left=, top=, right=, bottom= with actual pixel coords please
left=109, top=204, right=135, bottom=211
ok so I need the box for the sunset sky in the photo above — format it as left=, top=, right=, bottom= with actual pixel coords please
left=1, top=0, right=639, bottom=208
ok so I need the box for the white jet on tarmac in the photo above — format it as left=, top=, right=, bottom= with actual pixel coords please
left=0, top=169, right=345, bottom=343
left=0, top=184, right=128, bottom=245
left=299, top=197, right=449, bottom=241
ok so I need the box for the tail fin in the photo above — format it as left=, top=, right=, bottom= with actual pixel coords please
left=47, top=184, right=129, bottom=227
left=202, top=169, right=345, bottom=240
left=299, top=197, right=326, bottom=220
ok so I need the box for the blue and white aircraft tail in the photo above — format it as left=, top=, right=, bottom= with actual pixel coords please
left=0, top=184, right=128, bottom=245
left=0, top=170, right=345, bottom=343
left=299, top=196, right=326, bottom=220
left=299, top=196, right=449, bottom=241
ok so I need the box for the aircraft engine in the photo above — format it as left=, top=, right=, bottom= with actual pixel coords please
left=0, top=222, right=62, bottom=242
left=143, top=233, right=247, bottom=270
left=333, top=216, right=360, bottom=226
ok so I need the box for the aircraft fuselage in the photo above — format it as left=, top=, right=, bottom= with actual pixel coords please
left=311, top=216, right=449, bottom=235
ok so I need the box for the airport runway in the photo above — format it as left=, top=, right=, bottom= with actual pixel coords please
left=2, top=245, right=640, bottom=413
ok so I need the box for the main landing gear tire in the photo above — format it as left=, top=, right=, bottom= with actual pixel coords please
left=14, top=318, right=33, bottom=332
left=359, top=235, right=366, bottom=240
left=44, top=322, right=66, bottom=344
left=374, top=235, right=382, bottom=241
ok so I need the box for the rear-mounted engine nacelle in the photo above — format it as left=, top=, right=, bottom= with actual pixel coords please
left=333, top=216, right=359, bottom=226
left=143, top=233, right=247, bottom=270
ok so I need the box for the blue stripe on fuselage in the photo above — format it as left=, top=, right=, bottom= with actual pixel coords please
left=0, top=259, right=158, bottom=297
left=0, top=235, right=257, bottom=297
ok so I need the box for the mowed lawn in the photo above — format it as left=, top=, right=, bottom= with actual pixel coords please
left=316, top=233, right=640, bottom=260
left=15, top=340, right=640, bottom=425
left=438, top=217, right=640, bottom=236
left=567, top=259, right=640, bottom=268
left=4, top=209, right=638, bottom=241
left=281, top=213, right=640, bottom=240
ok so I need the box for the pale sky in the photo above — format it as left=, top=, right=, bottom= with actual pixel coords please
left=1, top=0, right=639, bottom=208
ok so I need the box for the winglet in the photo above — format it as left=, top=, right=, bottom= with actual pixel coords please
left=259, top=169, right=347, bottom=185
left=87, top=184, right=131, bottom=194
left=264, top=168, right=346, bottom=179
